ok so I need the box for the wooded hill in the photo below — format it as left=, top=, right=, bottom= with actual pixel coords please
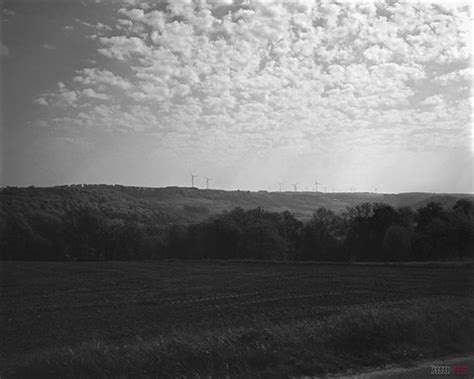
left=1, top=184, right=471, bottom=226
left=1, top=185, right=472, bottom=261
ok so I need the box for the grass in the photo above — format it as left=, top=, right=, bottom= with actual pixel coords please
left=1, top=261, right=473, bottom=377
left=4, top=298, right=473, bottom=378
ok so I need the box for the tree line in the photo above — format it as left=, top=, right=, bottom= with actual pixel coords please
left=1, top=200, right=473, bottom=262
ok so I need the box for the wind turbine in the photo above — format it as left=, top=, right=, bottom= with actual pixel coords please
left=314, top=179, right=319, bottom=192
left=189, top=172, right=199, bottom=188
left=292, top=183, right=298, bottom=192
left=278, top=182, right=283, bottom=192
left=205, top=176, right=212, bottom=189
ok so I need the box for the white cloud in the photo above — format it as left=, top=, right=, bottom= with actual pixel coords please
left=38, top=82, right=78, bottom=107
left=60, top=91, right=78, bottom=105
left=437, top=68, right=472, bottom=85
left=119, top=8, right=166, bottom=30
left=73, top=68, right=133, bottom=90
left=98, top=36, right=150, bottom=60
left=82, top=88, right=110, bottom=100
left=35, top=0, right=471, bottom=157
left=421, top=95, right=444, bottom=107
left=363, top=45, right=393, bottom=64
left=35, top=98, right=49, bottom=106
left=96, top=22, right=112, bottom=31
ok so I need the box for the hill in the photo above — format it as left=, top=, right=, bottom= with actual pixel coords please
left=2, top=185, right=472, bottom=262
left=1, top=184, right=472, bottom=226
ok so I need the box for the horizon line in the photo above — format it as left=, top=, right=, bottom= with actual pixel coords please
left=1, top=184, right=473, bottom=196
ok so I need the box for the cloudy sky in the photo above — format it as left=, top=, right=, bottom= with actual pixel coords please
left=1, top=0, right=472, bottom=193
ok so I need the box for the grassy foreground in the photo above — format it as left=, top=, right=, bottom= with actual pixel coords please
left=3, top=297, right=473, bottom=378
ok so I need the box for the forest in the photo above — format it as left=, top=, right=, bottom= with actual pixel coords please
left=1, top=186, right=472, bottom=262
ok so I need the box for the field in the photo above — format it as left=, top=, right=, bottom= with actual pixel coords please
left=1, top=261, right=473, bottom=377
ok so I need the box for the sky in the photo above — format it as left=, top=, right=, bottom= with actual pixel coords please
left=1, top=0, right=473, bottom=193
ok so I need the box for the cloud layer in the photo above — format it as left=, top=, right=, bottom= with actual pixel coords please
left=33, top=0, right=472, bottom=189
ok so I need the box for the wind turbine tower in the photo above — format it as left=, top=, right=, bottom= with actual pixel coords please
left=278, top=182, right=283, bottom=192
left=205, top=176, right=212, bottom=190
left=292, top=183, right=298, bottom=192
left=189, top=173, right=199, bottom=188
left=314, top=179, right=319, bottom=192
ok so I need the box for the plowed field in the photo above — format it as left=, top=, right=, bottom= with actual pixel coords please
left=2, top=261, right=472, bottom=360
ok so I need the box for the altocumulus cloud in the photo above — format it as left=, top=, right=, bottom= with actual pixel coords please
left=34, top=0, right=472, bottom=161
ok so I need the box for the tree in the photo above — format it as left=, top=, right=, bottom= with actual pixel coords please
left=383, top=225, right=412, bottom=261
left=449, top=199, right=474, bottom=260
left=415, top=202, right=449, bottom=260
left=417, top=202, right=445, bottom=230
left=343, top=203, right=374, bottom=261
left=62, top=207, right=107, bottom=260
left=300, top=208, right=340, bottom=261
left=279, top=211, right=303, bottom=260
left=166, top=224, right=189, bottom=259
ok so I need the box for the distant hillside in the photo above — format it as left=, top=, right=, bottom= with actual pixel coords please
left=1, top=185, right=472, bottom=226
